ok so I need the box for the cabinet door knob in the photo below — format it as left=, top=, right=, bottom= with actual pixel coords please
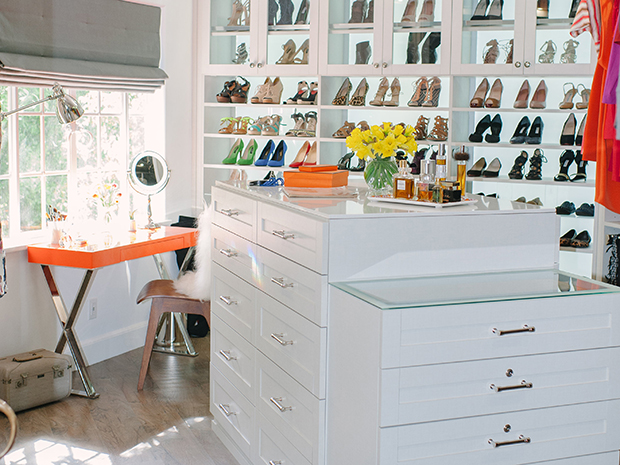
left=373, top=62, right=379, bottom=68
left=382, top=62, right=388, bottom=68
left=515, top=61, right=522, bottom=68
left=249, top=62, right=256, bottom=68
left=524, top=61, right=531, bottom=68
left=257, top=62, right=263, bottom=68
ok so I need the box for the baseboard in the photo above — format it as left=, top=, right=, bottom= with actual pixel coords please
left=212, top=419, right=251, bottom=465
left=78, top=321, right=147, bottom=366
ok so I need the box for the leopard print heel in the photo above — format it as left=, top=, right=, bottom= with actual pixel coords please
left=349, top=78, right=369, bottom=107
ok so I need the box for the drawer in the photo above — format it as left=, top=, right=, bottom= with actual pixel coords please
left=381, top=347, right=620, bottom=427
left=257, top=202, right=327, bottom=274
left=379, top=400, right=620, bottom=465
left=530, top=452, right=619, bottom=465
left=256, top=245, right=328, bottom=327
left=210, top=364, right=254, bottom=460
left=255, top=412, right=312, bottom=465
left=256, top=352, right=325, bottom=465
left=212, top=186, right=256, bottom=242
left=211, top=314, right=256, bottom=403
left=212, top=224, right=257, bottom=286
left=381, top=293, right=620, bottom=368
left=256, top=291, right=326, bottom=399
left=212, top=263, right=256, bottom=343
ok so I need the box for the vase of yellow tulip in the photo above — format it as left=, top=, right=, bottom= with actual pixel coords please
left=346, top=122, right=418, bottom=196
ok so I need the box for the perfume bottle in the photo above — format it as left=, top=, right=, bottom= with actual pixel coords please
left=453, top=145, right=470, bottom=197
left=417, top=158, right=436, bottom=202
left=393, top=160, right=415, bottom=199
left=435, top=144, right=447, bottom=183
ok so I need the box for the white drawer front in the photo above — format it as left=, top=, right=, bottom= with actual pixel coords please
left=256, top=352, right=324, bottom=465
left=256, top=245, right=328, bottom=327
left=211, top=314, right=256, bottom=403
left=212, top=263, right=255, bottom=343
left=212, top=186, right=256, bottom=242
left=379, top=400, right=620, bottom=465
left=256, top=291, right=326, bottom=398
left=382, top=293, right=620, bottom=368
left=257, top=202, right=327, bottom=274
left=210, top=364, right=254, bottom=460
left=531, top=452, right=619, bottom=465
left=381, top=347, right=620, bottom=427
left=212, top=224, right=257, bottom=286
left=255, top=413, right=312, bottom=465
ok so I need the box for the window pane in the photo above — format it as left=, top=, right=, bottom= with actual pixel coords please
left=101, top=116, right=121, bottom=169
left=101, top=92, right=122, bottom=114
left=18, top=87, right=41, bottom=113
left=45, top=116, right=68, bottom=171
left=0, top=179, right=8, bottom=237
left=0, top=118, right=8, bottom=176
left=76, top=90, right=99, bottom=114
left=128, top=93, right=148, bottom=114
left=19, top=115, right=41, bottom=173
left=20, top=177, right=41, bottom=231
left=76, top=116, right=97, bottom=169
left=46, top=175, right=67, bottom=217
left=129, top=115, right=145, bottom=158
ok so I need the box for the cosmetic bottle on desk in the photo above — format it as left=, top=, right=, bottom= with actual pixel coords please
left=393, top=160, right=415, bottom=199
left=417, top=159, right=436, bottom=202
left=435, top=144, right=447, bottom=183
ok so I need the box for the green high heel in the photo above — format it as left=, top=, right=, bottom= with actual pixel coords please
left=223, top=138, right=244, bottom=164
left=238, top=139, right=257, bottom=165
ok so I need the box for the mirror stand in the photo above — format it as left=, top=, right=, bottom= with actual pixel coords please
left=145, top=194, right=159, bottom=230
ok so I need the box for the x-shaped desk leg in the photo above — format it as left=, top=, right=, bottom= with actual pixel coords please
left=41, top=265, right=99, bottom=399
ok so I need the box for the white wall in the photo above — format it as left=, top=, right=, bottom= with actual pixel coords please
left=0, top=0, right=196, bottom=366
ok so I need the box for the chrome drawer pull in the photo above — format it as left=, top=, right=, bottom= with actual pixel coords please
left=488, top=435, right=531, bottom=448
left=271, top=277, right=294, bottom=288
left=219, top=350, right=237, bottom=362
left=272, top=230, right=295, bottom=240
left=221, top=208, right=239, bottom=217
left=271, top=333, right=294, bottom=346
left=493, top=325, right=535, bottom=336
left=268, top=461, right=282, bottom=465
left=219, top=248, right=238, bottom=258
left=219, top=295, right=238, bottom=306
left=218, top=403, right=236, bottom=416
left=490, top=380, right=533, bottom=392
left=270, top=397, right=292, bottom=412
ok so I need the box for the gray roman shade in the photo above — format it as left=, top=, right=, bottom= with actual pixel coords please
left=0, top=0, right=168, bottom=92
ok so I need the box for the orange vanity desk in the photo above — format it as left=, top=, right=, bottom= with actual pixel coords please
left=28, top=226, right=197, bottom=399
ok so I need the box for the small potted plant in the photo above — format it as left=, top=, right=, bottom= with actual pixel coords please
left=128, top=209, right=137, bottom=232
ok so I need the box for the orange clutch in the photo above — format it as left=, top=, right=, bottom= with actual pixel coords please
left=283, top=170, right=349, bottom=188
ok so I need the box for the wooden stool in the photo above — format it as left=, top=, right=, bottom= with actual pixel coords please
left=136, top=279, right=210, bottom=391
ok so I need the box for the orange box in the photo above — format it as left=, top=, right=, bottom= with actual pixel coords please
left=283, top=170, right=349, bottom=188
left=298, top=164, right=339, bottom=172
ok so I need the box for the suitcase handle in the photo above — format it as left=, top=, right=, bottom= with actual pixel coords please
left=0, top=399, right=17, bottom=459
left=13, top=353, right=42, bottom=363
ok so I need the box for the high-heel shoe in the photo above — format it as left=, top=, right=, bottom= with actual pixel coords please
left=470, top=78, right=489, bottom=108
left=223, top=139, right=244, bottom=164
left=285, top=81, right=308, bottom=104
left=263, top=77, right=284, bottom=104
left=248, top=115, right=270, bottom=135
left=295, top=0, right=309, bottom=24
left=370, top=77, right=389, bottom=106
left=238, top=139, right=258, bottom=165
left=560, top=39, right=579, bottom=64
left=384, top=78, right=401, bottom=107
left=525, top=148, right=546, bottom=180
left=299, top=81, right=318, bottom=104
left=560, top=113, right=577, bottom=146
left=406, top=32, right=426, bottom=64
left=427, top=116, right=448, bottom=141
left=303, top=141, right=317, bottom=165
left=553, top=149, right=576, bottom=181
left=570, top=150, right=587, bottom=181
left=364, top=0, right=374, bottom=23
left=408, top=77, right=428, bottom=107
left=262, top=114, right=284, bottom=136
left=228, top=0, right=247, bottom=26
left=576, top=84, right=590, bottom=109
left=513, top=80, right=530, bottom=108
left=538, top=40, right=556, bottom=63
left=421, top=32, right=441, bottom=64
left=219, top=117, right=238, bottom=134
left=255, top=140, right=275, bottom=166
left=510, top=116, right=531, bottom=144
left=485, top=78, right=503, bottom=108
left=230, top=76, right=251, bottom=103
left=332, top=78, right=352, bottom=106
left=401, top=0, right=417, bottom=22
left=559, top=83, right=578, bottom=109
left=529, top=80, right=547, bottom=109
left=575, top=114, right=586, bottom=146
left=569, top=0, right=580, bottom=18
left=232, top=43, right=248, bottom=64
left=486, top=0, right=504, bottom=20
left=293, top=38, right=309, bottom=64
left=469, top=114, right=492, bottom=142
left=349, top=0, right=368, bottom=23
left=537, top=0, right=549, bottom=19
left=333, top=121, right=356, bottom=139
left=350, top=78, right=369, bottom=106
left=467, top=157, right=487, bottom=177
left=286, top=112, right=305, bottom=136
left=508, top=151, right=529, bottom=179
left=337, top=152, right=354, bottom=170
left=268, top=0, right=279, bottom=26
left=412, top=115, right=429, bottom=140
left=526, top=116, right=544, bottom=144
left=421, top=76, right=441, bottom=107
left=356, top=41, right=372, bottom=64
left=485, top=114, right=502, bottom=143
left=217, top=79, right=238, bottom=103
left=299, top=111, right=317, bottom=137
left=251, top=77, right=272, bottom=104
left=483, top=39, right=500, bottom=64
left=417, top=0, right=435, bottom=22
left=289, top=140, right=311, bottom=168
left=471, top=0, right=489, bottom=20
left=276, top=39, right=297, bottom=64
left=233, top=116, right=253, bottom=135
left=268, top=140, right=287, bottom=167
left=277, top=0, right=294, bottom=25
left=481, top=157, right=501, bottom=177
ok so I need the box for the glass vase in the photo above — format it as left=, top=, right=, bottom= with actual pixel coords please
left=364, top=156, right=399, bottom=196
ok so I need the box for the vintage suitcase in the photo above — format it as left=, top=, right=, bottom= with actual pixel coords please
left=0, top=349, right=72, bottom=412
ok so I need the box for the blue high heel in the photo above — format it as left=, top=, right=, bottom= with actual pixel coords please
left=255, top=140, right=275, bottom=166
left=268, top=140, right=287, bottom=167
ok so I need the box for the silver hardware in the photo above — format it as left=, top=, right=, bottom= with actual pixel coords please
left=489, top=435, right=531, bottom=448
left=270, top=397, right=293, bottom=412
left=218, top=403, right=236, bottom=416
left=52, top=365, right=64, bottom=379
left=504, top=424, right=511, bottom=433
left=515, top=61, right=522, bottom=68
left=492, top=325, right=535, bottom=336
left=219, top=295, right=238, bottom=306
left=382, top=62, right=388, bottom=68
left=272, top=230, right=295, bottom=240
left=269, top=461, right=283, bottom=465
left=490, top=380, right=533, bottom=392
left=524, top=61, right=531, bottom=68
left=506, top=369, right=514, bottom=377
left=219, top=248, right=238, bottom=258
left=220, top=208, right=239, bottom=217
left=257, top=62, right=264, bottom=68
left=249, top=62, right=256, bottom=68
left=271, top=277, right=294, bottom=288
left=271, top=333, right=294, bottom=346
left=373, top=62, right=379, bottom=68
left=219, top=350, right=237, bottom=361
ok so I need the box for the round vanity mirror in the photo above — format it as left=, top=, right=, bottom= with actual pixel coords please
left=128, top=150, right=170, bottom=229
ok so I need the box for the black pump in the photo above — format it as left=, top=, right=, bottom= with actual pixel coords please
left=525, top=148, right=546, bottom=180
left=510, top=116, right=531, bottom=144
left=485, top=114, right=502, bottom=143
left=469, top=115, right=492, bottom=142
left=526, top=116, right=544, bottom=144
left=277, top=0, right=295, bottom=25
left=407, top=32, right=426, bottom=64
left=508, top=151, right=529, bottom=179
left=295, top=0, right=309, bottom=24
left=268, top=0, right=279, bottom=25
left=467, top=157, right=487, bottom=177
left=570, top=150, right=587, bottom=182
left=553, top=150, right=575, bottom=182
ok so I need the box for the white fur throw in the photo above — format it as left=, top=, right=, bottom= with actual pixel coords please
left=173, top=204, right=212, bottom=301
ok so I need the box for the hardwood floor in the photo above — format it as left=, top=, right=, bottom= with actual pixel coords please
left=0, top=335, right=239, bottom=465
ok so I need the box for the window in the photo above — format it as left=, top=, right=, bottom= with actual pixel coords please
left=0, top=86, right=164, bottom=246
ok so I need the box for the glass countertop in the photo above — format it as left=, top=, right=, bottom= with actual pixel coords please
left=331, top=269, right=620, bottom=310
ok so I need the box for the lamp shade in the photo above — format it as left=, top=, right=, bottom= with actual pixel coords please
left=56, top=93, right=84, bottom=124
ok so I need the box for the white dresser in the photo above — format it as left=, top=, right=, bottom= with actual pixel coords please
left=209, top=182, right=620, bottom=465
